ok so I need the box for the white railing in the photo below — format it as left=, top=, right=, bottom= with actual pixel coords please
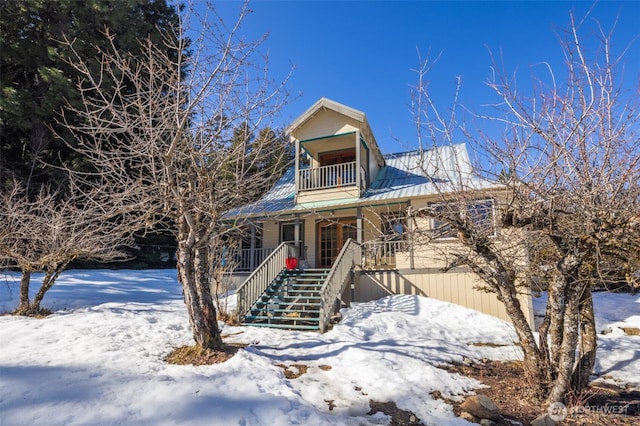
left=221, top=247, right=274, bottom=271
left=298, top=161, right=357, bottom=191
left=318, top=238, right=361, bottom=332
left=361, top=240, right=408, bottom=268
left=236, top=242, right=294, bottom=321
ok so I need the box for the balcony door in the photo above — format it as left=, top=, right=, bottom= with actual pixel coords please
left=319, top=148, right=356, bottom=166
left=317, top=219, right=357, bottom=267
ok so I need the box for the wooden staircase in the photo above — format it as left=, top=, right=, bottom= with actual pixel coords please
left=241, top=269, right=330, bottom=331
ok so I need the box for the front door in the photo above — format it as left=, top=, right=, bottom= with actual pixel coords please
left=317, top=219, right=357, bottom=267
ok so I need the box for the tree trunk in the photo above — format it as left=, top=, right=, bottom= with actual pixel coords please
left=537, top=302, right=554, bottom=384
left=495, top=280, right=547, bottom=397
left=546, top=272, right=567, bottom=380
left=547, top=284, right=581, bottom=404
left=31, top=263, right=67, bottom=313
left=17, top=269, right=31, bottom=313
left=571, top=287, right=597, bottom=392
left=176, top=220, right=224, bottom=351
left=471, top=244, right=548, bottom=397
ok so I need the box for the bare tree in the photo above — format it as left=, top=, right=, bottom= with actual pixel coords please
left=56, top=2, right=290, bottom=350
left=0, top=182, right=132, bottom=315
left=408, top=10, right=639, bottom=405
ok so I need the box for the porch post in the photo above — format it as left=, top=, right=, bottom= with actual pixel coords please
left=294, top=214, right=301, bottom=260
left=356, top=206, right=363, bottom=244
left=249, top=224, right=257, bottom=270
left=355, top=130, right=361, bottom=194
left=294, top=137, right=300, bottom=196
left=407, top=201, right=415, bottom=270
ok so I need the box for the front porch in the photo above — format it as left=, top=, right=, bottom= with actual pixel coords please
left=226, top=239, right=408, bottom=272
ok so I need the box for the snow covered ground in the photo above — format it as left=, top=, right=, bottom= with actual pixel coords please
left=0, top=269, right=638, bottom=425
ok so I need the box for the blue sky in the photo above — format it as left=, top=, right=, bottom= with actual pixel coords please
left=215, top=1, right=640, bottom=154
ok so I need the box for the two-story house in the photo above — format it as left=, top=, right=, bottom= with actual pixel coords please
left=223, top=98, right=534, bottom=331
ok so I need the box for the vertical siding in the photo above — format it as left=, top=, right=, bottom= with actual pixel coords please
left=354, top=270, right=534, bottom=327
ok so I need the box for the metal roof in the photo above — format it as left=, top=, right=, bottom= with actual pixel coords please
left=223, top=144, right=501, bottom=219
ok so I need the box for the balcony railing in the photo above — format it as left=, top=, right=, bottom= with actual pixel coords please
left=361, top=240, right=408, bottom=268
left=298, top=161, right=358, bottom=191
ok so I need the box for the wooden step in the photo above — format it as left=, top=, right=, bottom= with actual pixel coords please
left=253, top=300, right=322, bottom=308
left=250, top=308, right=320, bottom=315
left=278, top=285, right=324, bottom=290
left=240, top=322, right=320, bottom=331
left=276, top=279, right=325, bottom=286
left=277, top=295, right=322, bottom=301
left=266, top=289, right=320, bottom=295
left=243, top=314, right=320, bottom=323
left=285, top=279, right=325, bottom=285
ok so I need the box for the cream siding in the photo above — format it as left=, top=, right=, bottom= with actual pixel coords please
left=296, top=187, right=360, bottom=204
left=350, top=270, right=534, bottom=327
left=293, top=109, right=361, bottom=143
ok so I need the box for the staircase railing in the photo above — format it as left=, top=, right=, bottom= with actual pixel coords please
left=318, top=238, right=362, bottom=332
left=236, top=242, right=294, bottom=322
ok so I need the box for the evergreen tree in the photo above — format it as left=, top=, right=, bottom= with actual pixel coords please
left=0, top=0, right=180, bottom=191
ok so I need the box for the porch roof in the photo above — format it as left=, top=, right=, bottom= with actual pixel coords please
left=222, top=143, right=501, bottom=220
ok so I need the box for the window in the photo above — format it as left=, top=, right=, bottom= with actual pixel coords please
left=382, top=213, right=407, bottom=241
left=280, top=221, right=305, bottom=257
left=430, top=204, right=457, bottom=239
left=280, top=221, right=304, bottom=243
left=317, top=219, right=357, bottom=267
left=430, top=199, right=496, bottom=239
left=241, top=223, right=263, bottom=250
left=319, top=149, right=356, bottom=166
left=467, top=199, right=496, bottom=237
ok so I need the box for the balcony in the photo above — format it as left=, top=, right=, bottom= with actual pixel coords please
left=298, top=161, right=359, bottom=191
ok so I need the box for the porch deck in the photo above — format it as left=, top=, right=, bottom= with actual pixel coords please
left=226, top=240, right=407, bottom=272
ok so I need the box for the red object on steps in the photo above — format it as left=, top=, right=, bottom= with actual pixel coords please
left=285, top=257, right=298, bottom=270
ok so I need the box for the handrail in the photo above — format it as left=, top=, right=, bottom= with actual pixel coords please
left=318, top=238, right=362, bottom=332
left=236, top=242, right=294, bottom=321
